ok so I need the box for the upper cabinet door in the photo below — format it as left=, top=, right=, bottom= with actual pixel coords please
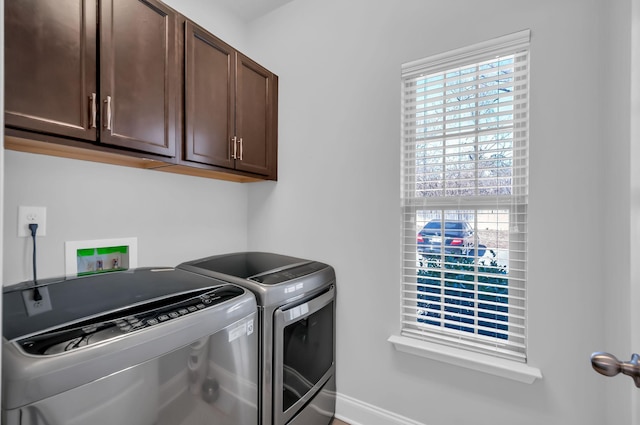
left=235, top=53, right=276, bottom=177
left=100, top=0, right=177, bottom=157
left=184, top=21, right=235, bottom=169
left=5, top=0, right=97, bottom=141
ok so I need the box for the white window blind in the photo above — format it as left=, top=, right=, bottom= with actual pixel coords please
left=400, top=30, right=530, bottom=362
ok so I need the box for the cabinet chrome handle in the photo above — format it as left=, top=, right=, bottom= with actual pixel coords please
left=90, top=93, right=97, bottom=128
left=591, top=352, right=640, bottom=387
left=231, top=136, right=238, bottom=159
left=104, top=96, right=112, bottom=131
left=238, top=137, right=243, bottom=161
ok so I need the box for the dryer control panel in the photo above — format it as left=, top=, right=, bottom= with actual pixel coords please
left=249, top=261, right=327, bottom=285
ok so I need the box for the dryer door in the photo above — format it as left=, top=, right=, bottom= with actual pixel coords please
left=273, top=286, right=335, bottom=425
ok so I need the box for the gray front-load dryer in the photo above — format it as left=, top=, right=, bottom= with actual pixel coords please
left=2, top=268, right=259, bottom=425
left=178, top=252, right=336, bottom=425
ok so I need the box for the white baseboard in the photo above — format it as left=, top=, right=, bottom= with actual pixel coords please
left=335, top=392, right=426, bottom=425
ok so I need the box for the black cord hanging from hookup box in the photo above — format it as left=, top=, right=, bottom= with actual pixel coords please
left=29, top=223, right=42, bottom=302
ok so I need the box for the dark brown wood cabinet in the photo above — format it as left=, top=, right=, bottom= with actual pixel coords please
left=235, top=52, right=278, bottom=178
left=100, top=0, right=177, bottom=157
left=5, top=0, right=277, bottom=182
left=6, top=0, right=178, bottom=158
left=184, top=21, right=277, bottom=179
left=5, top=0, right=98, bottom=142
left=184, top=22, right=235, bottom=170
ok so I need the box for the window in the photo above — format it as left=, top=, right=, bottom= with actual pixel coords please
left=400, top=31, right=530, bottom=363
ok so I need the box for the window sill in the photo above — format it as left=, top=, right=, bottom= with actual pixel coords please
left=387, top=335, right=542, bottom=384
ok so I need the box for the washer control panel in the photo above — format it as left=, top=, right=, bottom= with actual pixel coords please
left=17, top=285, right=243, bottom=355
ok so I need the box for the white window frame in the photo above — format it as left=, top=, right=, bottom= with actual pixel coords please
left=389, top=30, right=542, bottom=383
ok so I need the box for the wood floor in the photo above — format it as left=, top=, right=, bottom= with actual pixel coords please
left=332, top=419, right=349, bottom=425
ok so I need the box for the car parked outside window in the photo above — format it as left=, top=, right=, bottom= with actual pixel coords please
left=417, top=219, right=476, bottom=256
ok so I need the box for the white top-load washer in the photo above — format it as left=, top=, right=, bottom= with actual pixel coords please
left=2, top=267, right=259, bottom=425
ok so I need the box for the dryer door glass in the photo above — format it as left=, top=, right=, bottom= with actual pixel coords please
left=282, top=300, right=334, bottom=411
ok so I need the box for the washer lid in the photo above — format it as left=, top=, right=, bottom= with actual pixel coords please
left=3, top=267, right=232, bottom=341
left=178, top=252, right=336, bottom=306
left=185, top=252, right=312, bottom=281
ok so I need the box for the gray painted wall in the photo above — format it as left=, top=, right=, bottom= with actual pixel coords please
left=2, top=1, right=252, bottom=286
left=2, top=0, right=636, bottom=424
left=245, top=0, right=634, bottom=424
left=3, top=152, right=250, bottom=284
left=163, top=0, right=247, bottom=52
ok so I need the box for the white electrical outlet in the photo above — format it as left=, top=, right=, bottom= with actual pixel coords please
left=21, top=286, right=52, bottom=316
left=18, top=206, right=47, bottom=237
